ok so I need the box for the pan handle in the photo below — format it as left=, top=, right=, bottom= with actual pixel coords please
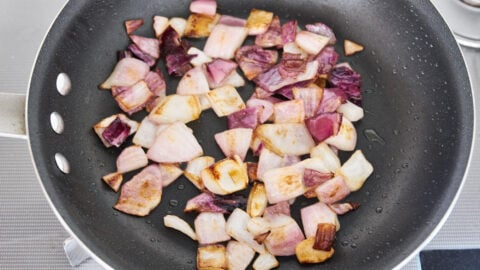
left=0, top=93, right=26, bottom=139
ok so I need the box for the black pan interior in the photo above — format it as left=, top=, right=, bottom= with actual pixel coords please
left=28, top=0, right=473, bottom=269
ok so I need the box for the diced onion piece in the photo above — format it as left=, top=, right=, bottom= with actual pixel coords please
left=246, top=9, right=274, bottom=35
left=158, top=163, right=183, bottom=187
left=114, top=80, right=153, bottom=115
left=197, top=245, right=227, bottom=270
left=344, top=39, right=365, bottom=56
left=169, top=17, right=187, bottom=37
left=257, top=148, right=298, bottom=181
left=226, top=240, right=255, bottom=270
left=315, top=176, right=350, bottom=204
left=294, top=157, right=331, bottom=174
left=153, top=16, right=169, bottom=37
left=202, top=156, right=249, bottom=195
left=252, top=252, right=279, bottom=270
left=263, top=201, right=291, bottom=221
left=247, top=182, right=268, bottom=217
left=185, top=13, right=220, bottom=38
left=338, top=150, right=373, bottom=191
left=132, top=117, right=159, bottom=149
left=273, top=99, right=305, bottom=124
left=129, top=35, right=160, bottom=59
left=324, top=117, right=357, bottom=151
left=102, top=172, right=123, bottom=192
left=292, top=84, right=323, bottom=119
left=283, top=42, right=308, bottom=59
left=147, top=122, right=203, bottom=163
left=313, top=223, right=336, bottom=251
left=184, top=156, right=215, bottom=190
left=204, top=24, right=248, bottom=59
left=295, top=30, right=330, bottom=55
left=195, top=212, right=231, bottom=244
left=163, top=214, right=197, bottom=241
left=329, top=202, right=360, bottom=215
left=188, top=47, right=213, bottom=67
left=255, top=123, right=315, bottom=156
left=177, top=66, right=210, bottom=95
left=300, top=202, right=338, bottom=238
left=254, top=61, right=319, bottom=93
left=198, top=94, right=212, bottom=110
left=214, top=128, right=253, bottom=161
left=125, top=19, right=143, bottom=35
left=205, top=58, right=238, bottom=88
left=207, top=85, right=246, bottom=117
left=116, top=145, right=148, bottom=174
left=226, top=208, right=266, bottom=253
left=149, top=94, right=201, bottom=124
left=246, top=217, right=271, bottom=236
left=219, top=71, right=245, bottom=88
left=309, top=142, right=341, bottom=173
left=100, top=58, right=149, bottom=89
left=93, top=114, right=138, bottom=148
left=337, top=100, right=364, bottom=122
left=264, top=215, right=305, bottom=256
left=246, top=98, right=274, bottom=124
left=254, top=16, right=282, bottom=48
left=114, top=165, right=163, bottom=216
left=190, top=0, right=217, bottom=16
left=295, top=237, right=334, bottom=264
left=263, top=165, right=305, bottom=204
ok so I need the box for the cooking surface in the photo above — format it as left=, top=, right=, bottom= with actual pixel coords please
left=0, top=1, right=479, bottom=269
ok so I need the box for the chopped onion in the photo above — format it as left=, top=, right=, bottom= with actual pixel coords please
left=301, top=202, right=338, bottom=238
left=338, top=150, right=373, bottom=191
left=102, top=172, right=123, bottom=192
left=295, top=30, right=330, bottom=55
left=226, top=241, right=255, bottom=270
left=177, top=66, right=210, bottom=95
left=116, top=145, right=148, bottom=174
left=100, top=58, right=149, bottom=89
left=197, top=245, right=227, bottom=270
left=202, top=156, right=249, bottom=195
left=189, top=0, right=217, bottom=17
left=246, top=9, right=274, bottom=35
left=214, top=128, right=253, bottom=161
left=125, top=19, right=143, bottom=35
left=158, top=163, right=183, bottom=187
left=207, top=85, right=246, bottom=117
left=254, top=123, right=315, bottom=156
left=149, top=94, right=201, bottom=124
left=204, top=24, right=248, bottom=59
left=195, top=212, right=231, bottom=244
left=184, top=156, right=215, bottom=190
left=164, top=214, right=197, bottom=240
left=252, top=252, right=279, bottom=270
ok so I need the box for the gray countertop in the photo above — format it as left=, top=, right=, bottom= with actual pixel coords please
left=0, top=1, right=479, bottom=269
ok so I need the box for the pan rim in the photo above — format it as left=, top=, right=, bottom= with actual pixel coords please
left=24, top=0, right=477, bottom=269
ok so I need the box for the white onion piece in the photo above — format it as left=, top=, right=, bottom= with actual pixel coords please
left=197, top=94, right=212, bottom=111
left=100, top=58, right=149, bottom=89
left=197, top=245, right=227, bottom=269
left=282, top=42, right=308, bottom=59
left=188, top=47, right=213, bottom=67
left=189, top=0, right=217, bottom=17
left=247, top=182, right=268, bottom=217
left=226, top=208, right=266, bottom=253
left=204, top=24, right=248, bottom=59
left=218, top=71, right=245, bottom=88
left=273, top=99, right=305, bottom=124
left=214, top=128, right=253, bottom=161
left=226, top=241, right=255, bottom=270
left=264, top=215, right=305, bottom=256
left=184, top=156, right=215, bottom=190
left=324, top=118, right=357, bottom=151
left=169, top=17, right=187, bottom=37
left=337, top=100, right=364, bottom=122
left=252, top=252, right=279, bottom=270
left=309, top=142, right=341, bottom=173
left=246, top=217, right=271, bottom=236
left=338, top=150, right=373, bottom=191
left=132, top=117, right=159, bottom=148
left=246, top=9, right=274, bottom=35
left=300, top=202, right=338, bottom=238
left=116, top=145, right=148, bottom=174
left=149, top=94, right=201, bottom=124
left=202, top=156, right=249, bottom=195
left=295, top=30, right=330, bottom=55
left=207, top=85, right=246, bottom=117
left=153, top=16, right=169, bottom=37
left=163, top=215, right=197, bottom=240
left=147, top=122, right=203, bottom=163
left=255, top=123, right=315, bottom=156
left=315, top=175, right=350, bottom=204
left=158, top=163, right=183, bottom=187
left=177, top=66, right=210, bottom=95
left=263, top=165, right=305, bottom=204
left=195, top=212, right=231, bottom=244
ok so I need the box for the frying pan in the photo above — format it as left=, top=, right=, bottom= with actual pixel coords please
left=0, top=0, right=474, bottom=269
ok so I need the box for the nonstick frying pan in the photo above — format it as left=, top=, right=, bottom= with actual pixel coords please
left=1, top=0, right=473, bottom=269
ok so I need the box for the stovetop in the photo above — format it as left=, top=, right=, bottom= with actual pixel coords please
left=0, top=1, right=478, bottom=269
